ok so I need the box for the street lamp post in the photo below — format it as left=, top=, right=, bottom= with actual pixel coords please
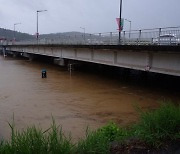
left=119, top=0, right=123, bottom=45
left=37, top=10, right=47, bottom=42
left=14, top=23, right=21, bottom=41
left=125, top=19, right=131, bottom=39
left=80, top=27, right=85, bottom=41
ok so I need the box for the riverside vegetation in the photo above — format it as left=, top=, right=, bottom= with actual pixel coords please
left=0, top=102, right=179, bottom=154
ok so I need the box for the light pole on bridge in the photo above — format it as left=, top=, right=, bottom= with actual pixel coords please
left=124, top=19, right=132, bottom=39
left=80, top=27, right=86, bottom=41
left=36, top=10, right=47, bottom=42
left=14, top=23, right=21, bottom=41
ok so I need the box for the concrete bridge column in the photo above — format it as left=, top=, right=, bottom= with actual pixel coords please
left=145, top=52, right=153, bottom=71
left=29, top=54, right=38, bottom=61
left=53, top=58, right=65, bottom=66
left=2, top=47, right=7, bottom=57
left=22, top=53, right=37, bottom=61
left=12, top=52, right=19, bottom=58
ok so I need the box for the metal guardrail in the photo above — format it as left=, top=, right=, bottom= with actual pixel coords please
left=1, top=26, right=180, bottom=46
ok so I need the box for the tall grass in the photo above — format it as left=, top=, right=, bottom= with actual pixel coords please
left=134, top=103, right=180, bottom=147
left=75, top=128, right=110, bottom=154
left=0, top=119, right=73, bottom=154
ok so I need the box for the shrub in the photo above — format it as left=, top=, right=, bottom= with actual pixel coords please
left=98, top=122, right=129, bottom=142
left=75, top=122, right=130, bottom=154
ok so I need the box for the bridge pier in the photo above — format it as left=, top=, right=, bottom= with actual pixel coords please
left=22, top=53, right=38, bottom=61
left=12, top=52, right=19, bottom=58
left=53, top=58, right=65, bottom=66
left=2, top=47, right=7, bottom=57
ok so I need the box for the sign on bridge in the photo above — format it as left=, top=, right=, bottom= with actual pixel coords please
left=116, top=18, right=124, bottom=31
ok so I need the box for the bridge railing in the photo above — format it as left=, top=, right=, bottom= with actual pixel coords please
left=2, top=26, right=180, bottom=46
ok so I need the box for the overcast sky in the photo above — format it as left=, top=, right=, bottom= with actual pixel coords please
left=0, top=0, right=180, bottom=35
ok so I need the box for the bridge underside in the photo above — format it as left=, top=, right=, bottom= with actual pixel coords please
left=4, top=45, right=180, bottom=76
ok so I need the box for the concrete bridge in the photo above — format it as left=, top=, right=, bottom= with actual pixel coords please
left=2, top=44, right=180, bottom=77
left=1, top=26, right=180, bottom=76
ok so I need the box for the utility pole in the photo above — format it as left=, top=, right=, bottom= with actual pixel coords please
left=119, top=0, right=123, bottom=44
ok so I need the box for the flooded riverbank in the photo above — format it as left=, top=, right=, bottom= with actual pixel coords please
left=0, top=55, right=179, bottom=141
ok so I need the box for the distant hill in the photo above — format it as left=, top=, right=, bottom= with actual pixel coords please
left=0, top=28, right=34, bottom=41
left=40, top=31, right=90, bottom=40
left=0, top=28, right=94, bottom=42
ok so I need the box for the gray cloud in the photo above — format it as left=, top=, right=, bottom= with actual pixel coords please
left=0, top=0, right=180, bottom=34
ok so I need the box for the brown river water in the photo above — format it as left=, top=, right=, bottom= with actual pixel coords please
left=0, top=55, right=180, bottom=141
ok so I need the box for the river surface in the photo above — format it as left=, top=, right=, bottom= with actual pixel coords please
left=0, top=55, right=180, bottom=141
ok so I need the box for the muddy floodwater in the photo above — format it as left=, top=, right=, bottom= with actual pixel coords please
left=0, top=55, right=180, bottom=141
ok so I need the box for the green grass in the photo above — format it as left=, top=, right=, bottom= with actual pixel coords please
left=75, top=128, right=110, bottom=154
left=0, top=119, right=73, bottom=154
left=0, top=102, right=179, bottom=153
left=133, top=102, right=180, bottom=147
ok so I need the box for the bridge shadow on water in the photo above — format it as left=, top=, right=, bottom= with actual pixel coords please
left=74, top=62, right=180, bottom=101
